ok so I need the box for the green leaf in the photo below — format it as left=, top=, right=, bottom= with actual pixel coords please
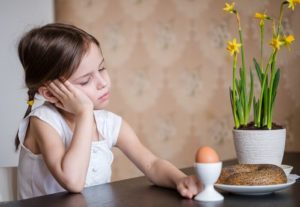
left=261, top=73, right=265, bottom=84
left=235, top=79, right=241, bottom=97
left=253, top=97, right=257, bottom=124
left=265, top=87, right=270, bottom=128
left=230, top=87, right=240, bottom=129
left=236, top=99, right=245, bottom=125
left=239, top=68, right=245, bottom=109
left=247, top=69, right=254, bottom=121
left=239, top=67, right=244, bottom=80
left=261, top=84, right=267, bottom=126
left=253, top=97, right=258, bottom=126
left=271, top=68, right=280, bottom=109
left=229, top=88, right=235, bottom=117
left=253, top=58, right=263, bottom=84
left=240, top=90, right=245, bottom=113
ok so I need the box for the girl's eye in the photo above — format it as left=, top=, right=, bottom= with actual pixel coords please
left=80, top=77, right=91, bottom=86
left=98, top=67, right=106, bottom=72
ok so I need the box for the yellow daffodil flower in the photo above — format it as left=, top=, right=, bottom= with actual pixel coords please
left=282, top=34, right=295, bottom=49
left=270, top=36, right=284, bottom=50
left=255, top=12, right=271, bottom=26
left=226, top=38, right=242, bottom=56
left=224, top=2, right=236, bottom=14
left=287, top=0, right=300, bottom=10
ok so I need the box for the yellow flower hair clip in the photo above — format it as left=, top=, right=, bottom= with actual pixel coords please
left=27, top=100, right=34, bottom=107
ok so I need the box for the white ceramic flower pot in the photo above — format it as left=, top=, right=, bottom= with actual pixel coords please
left=233, top=128, right=286, bottom=166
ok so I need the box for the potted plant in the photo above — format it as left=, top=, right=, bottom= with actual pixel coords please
left=223, top=1, right=298, bottom=165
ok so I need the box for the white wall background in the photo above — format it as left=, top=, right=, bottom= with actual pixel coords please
left=0, top=0, right=54, bottom=167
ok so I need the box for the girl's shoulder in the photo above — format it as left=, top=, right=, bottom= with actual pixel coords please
left=24, top=102, right=65, bottom=137
left=30, top=102, right=60, bottom=117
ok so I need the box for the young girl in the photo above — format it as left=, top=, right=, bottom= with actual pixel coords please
left=16, top=23, right=201, bottom=199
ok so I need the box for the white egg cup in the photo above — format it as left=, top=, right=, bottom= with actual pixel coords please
left=194, top=162, right=224, bottom=202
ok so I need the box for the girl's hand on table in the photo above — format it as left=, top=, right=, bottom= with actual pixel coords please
left=176, top=175, right=202, bottom=199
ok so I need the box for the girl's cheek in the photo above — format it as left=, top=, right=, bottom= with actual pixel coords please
left=106, top=77, right=112, bottom=88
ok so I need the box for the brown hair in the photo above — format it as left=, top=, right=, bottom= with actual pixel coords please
left=15, top=23, right=100, bottom=150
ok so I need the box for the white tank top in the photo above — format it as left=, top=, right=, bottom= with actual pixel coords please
left=17, top=102, right=122, bottom=199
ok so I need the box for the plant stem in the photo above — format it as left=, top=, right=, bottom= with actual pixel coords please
left=257, top=53, right=274, bottom=127
left=277, top=2, right=285, bottom=36
left=260, top=24, right=264, bottom=71
left=266, top=1, right=285, bottom=129
left=268, top=50, right=278, bottom=129
left=237, top=13, right=247, bottom=125
left=232, top=53, right=240, bottom=129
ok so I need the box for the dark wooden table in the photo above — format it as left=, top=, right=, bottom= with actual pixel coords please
left=1, top=152, right=299, bottom=207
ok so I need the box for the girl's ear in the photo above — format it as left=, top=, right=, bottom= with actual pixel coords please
left=38, top=86, right=59, bottom=104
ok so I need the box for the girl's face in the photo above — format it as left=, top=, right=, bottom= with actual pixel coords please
left=68, top=43, right=111, bottom=110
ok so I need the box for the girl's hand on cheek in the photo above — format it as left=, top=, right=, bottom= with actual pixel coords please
left=176, top=175, right=202, bottom=199
left=47, top=80, right=93, bottom=115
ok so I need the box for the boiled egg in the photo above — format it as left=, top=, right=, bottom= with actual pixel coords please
left=195, top=146, right=220, bottom=163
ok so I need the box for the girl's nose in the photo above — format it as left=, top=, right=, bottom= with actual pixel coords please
left=95, top=73, right=107, bottom=89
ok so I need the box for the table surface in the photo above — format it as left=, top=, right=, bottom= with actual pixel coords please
left=1, top=152, right=299, bottom=207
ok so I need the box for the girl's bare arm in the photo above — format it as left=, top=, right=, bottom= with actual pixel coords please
left=116, top=120, right=201, bottom=199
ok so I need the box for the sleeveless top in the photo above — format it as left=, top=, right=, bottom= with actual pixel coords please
left=17, top=102, right=122, bottom=199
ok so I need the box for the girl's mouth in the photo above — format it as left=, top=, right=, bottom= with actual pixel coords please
left=98, top=92, right=109, bottom=101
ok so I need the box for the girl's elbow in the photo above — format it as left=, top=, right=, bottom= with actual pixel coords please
left=66, top=185, right=84, bottom=193
left=64, top=177, right=85, bottom=193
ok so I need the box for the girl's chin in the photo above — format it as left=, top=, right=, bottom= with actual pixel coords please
left=94, top=100, right=109, bottom=110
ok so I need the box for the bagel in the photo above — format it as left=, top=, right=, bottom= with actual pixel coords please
left=216, top=164, right=287, bottom=185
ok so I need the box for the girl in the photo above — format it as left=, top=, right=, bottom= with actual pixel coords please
left=16, top=23, right=201, bottom=199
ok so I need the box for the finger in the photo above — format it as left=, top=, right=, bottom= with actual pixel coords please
left=184, top=190, right=193, bottom=199
left=54, top=101, right=65, bottom=111
left=184, top=177, right=201, bottom=195
left=63, top=80, right=77, bottom=93
left=177, top=183, right=187, bottom=195
left=177, top=182, right=185, bottom=192
left=47, top=82, right=64, bottom=99
left=52, top=80, right=72, bottom=97
left=178, top=183, right=193, bottom=199
left=180, top=188, right=190, bottom=198
left=184, top=179, right=198, bottom=196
